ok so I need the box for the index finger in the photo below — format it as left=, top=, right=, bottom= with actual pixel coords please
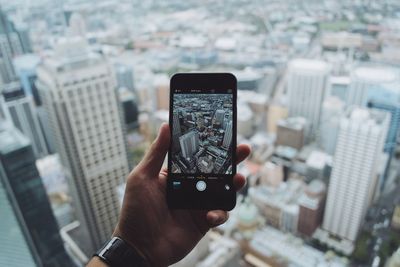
left=236, top=144, right=251, bottom=164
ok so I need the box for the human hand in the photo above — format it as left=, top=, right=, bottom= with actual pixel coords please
left=113, top=123, right=251, bottom=267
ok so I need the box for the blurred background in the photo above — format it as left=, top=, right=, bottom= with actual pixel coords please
left=0, top=0, right=399, bottom=266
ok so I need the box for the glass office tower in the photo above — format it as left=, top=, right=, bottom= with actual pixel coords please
left=0, top=122, right=75, bottom=267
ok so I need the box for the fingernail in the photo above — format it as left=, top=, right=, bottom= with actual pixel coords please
left=212, top=215, right=223, bottom=225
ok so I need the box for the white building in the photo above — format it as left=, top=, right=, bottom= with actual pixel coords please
left=321, top=108, right=389, bottom=253
left=214, top=109, right=225, bottom=125
left=319, top=96, right=344, bottom=155
left=179, top=131, right=200, bottom=159
left=36, top=38, right=130, bottom=252
left=223, top=121, right=232, bottom=149
left=347, top=66, right=399, bottom=106
left=237, top=102, right=253, bottom=138
left=287, top=59, right=330, bottom=137
left=249, top=227, right=347, bottom=267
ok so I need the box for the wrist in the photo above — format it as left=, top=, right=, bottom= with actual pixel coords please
left=112, top=226, right=157, bottom=267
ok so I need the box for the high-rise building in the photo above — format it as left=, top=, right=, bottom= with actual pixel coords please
left=1, top=83, right=49, bottom=158
left=297, top=180, right=326, bottom=236
left=238, top=103, right=253, bottom=138
left=319, top=96, right=344, bottom=155
left=214, top=109, right=225, bottom=125
left=14, top=23, right=32, bottom=53
left=0, top=8, right=24, bottom=84
left=115, top=64, right=134, bottom=93
left=118, top=88, right=139, bottom=130
left=321, top=108, right=389, bottom=252
left=36, top=38, right=130, bottom=252
left=154, top=74, right=169, bottom=110
left=0, top=122, right=75, bottom=267
left=0, top=174, right=37, bottom=267
left=68, top=13, right=87, bottom=37
left=328, top=76, right=350, bottom=102
left=223, top=121, right=232, bottom=149
left=287, top=59, right=330, bottom=136
left=172, top=110, right=181, bottom=152
left=276, top=117, right=306, bottom=150
left=179, top=131, right=199, bottom=159
left=368, top=100, right=400, bottom=190
left=347, top=66, right=399, bottom=106
left=13, top=54, right=41, bottom=105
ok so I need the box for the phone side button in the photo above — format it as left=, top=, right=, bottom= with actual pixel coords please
left=196, top=181, right=207, bottom=192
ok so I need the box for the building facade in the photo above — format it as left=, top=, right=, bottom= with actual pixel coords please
left=322, top=108, right=389, bottom=249
left=36, top=38, right=130, bottom=252
left=179, top=130, right=200, bottom=159
left=0, top=8, right=24, bottom=84
left=1, top=83, right=49, bottom=158
left=276, top=117, right=306, bottom=150
left=347, top=66, right=398, bottom=106
left=0, top=122, right=75, bottom=267
left=223, top=121, right=233, bottom=149
left=287, top=59, right=330, bottom=137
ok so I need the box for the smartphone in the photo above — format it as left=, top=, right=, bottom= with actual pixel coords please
left=167, top=73, right=237, bottom=210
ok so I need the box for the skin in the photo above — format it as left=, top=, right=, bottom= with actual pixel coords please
left=87, top=123, right=251, bottom=267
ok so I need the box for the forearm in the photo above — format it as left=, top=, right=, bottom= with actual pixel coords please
left=87, top=257, right=108, bottom=267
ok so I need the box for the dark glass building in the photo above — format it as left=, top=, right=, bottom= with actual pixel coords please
left=0, top=122, right=76, bottom=267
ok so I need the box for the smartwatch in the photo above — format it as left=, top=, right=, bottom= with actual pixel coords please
left=94, top=237, right=150, bottom=267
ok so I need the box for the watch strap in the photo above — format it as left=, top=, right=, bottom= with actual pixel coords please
left=94, top=237, right=149, bottom=267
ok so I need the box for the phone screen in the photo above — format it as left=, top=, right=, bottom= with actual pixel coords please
left=167, top=73, right=237, bottom=210
left=170, top=89, right=234, bottom=176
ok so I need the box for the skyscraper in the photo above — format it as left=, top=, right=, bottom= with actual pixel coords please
left=319, top=96, right=344, bottom=155
left=0, top=8, right=24, bottom=84
left=1, top=83, right=49, bottom=158
left=321, top=108, right=389, bottom=253
left=0, top=122, right=75, bottom=267
left=172, top=110, right=181, bottom=152
left=0, top=175, right=37, bottom=267
left=287, top=59, right=330, bottom=136
left=179, top=130, right=199, bottom=159
left=215, top=109, right=225, bottom=125
left=223, top=121, right=233, bottom=149
left=347, top=66, right=398, bottom=106
left=368, top=100, right=400, bottom=190
left=119, top=88, right=139, bottom=130
left=13, top=54, right=41, bottom=105
left=115, top=64, right=134, bottom=93
left=36, top=38, right=130, bottom=252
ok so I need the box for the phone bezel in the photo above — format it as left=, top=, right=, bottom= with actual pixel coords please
left=167, top=73, right=237, bottom=211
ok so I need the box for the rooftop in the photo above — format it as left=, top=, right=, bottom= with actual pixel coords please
left=249, top=227, right=347, bottom=267
left=289, top=58, right=330, bottom=73
left=0, top=121, right=30, bottom=155
left=353, top=66, right=398, bottom=83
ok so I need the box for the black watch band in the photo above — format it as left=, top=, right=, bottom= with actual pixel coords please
left=94, top=237, right=150, bottom=267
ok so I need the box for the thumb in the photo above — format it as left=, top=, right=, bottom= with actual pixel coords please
left=137, top=123, right=170, bottom=177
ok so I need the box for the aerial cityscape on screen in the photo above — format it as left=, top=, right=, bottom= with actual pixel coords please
left=170, top=93, right=233, bottom=174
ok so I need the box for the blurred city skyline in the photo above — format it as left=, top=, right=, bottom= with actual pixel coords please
left=0, top=0, right=399, bottom=267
